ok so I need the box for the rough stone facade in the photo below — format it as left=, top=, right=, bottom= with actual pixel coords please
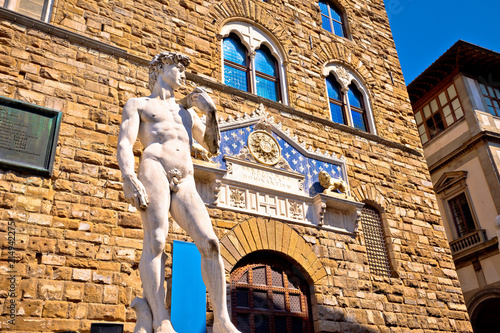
left=0, top=0, right=472, bottom=332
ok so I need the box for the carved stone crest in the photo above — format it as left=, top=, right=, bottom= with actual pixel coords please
left=330, top=65, right=354, bottom=91
left=247, top=130, right=281, bottom=165
left=289, top=201, right=303, bottom=220
left=230, top=188, right=246, bottom=208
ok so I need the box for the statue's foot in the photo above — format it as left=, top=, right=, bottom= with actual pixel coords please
left=213, top=320, right=241, bottom=333
left=131, top=297, right=152, bottom=333
left=154, top=320, right=177, bottom=333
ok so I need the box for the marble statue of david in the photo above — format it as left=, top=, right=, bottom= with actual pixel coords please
left=117, top=52, right=240, bottom=333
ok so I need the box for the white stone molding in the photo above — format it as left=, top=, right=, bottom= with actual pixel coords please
left=224, top=156, right=305, bottom=195
left=218, top=182, right=312, bottom=223
left=313, top=194, right=364, bottom=234
left=219, top=104, right=350, bottom=192
left=229, top=188, right=246, bottom=208
left=463, top=76, right=484, bottom=111
left=289, top=200, right=304, bottom=221
left=220, top=21, right=289, bottom=105
left=323, top=63, right=377, bottom=135
left=193, top=161, right=361, bottom=234
left=193, top=105, right=364, bottom=234
left=213, top=179, right=222, bottom=205
left=193, top=162, right=226, bottom=204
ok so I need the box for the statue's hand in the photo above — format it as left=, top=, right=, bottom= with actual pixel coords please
left=189, top=87, right=217, bottom=114
left=123, top=176, right=149, bottom=209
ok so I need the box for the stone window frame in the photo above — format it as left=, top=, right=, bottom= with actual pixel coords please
left=220, top=21, right=289, bottom=105
left=413, top=82, right=464, bottom=145
left=478, top=82, right=500, bottom=117
left=2, top=0, right=54, bottom=22
left=318, top=0, right=348, bottom=38
left=447, top=192, right=477, bottom=239
left=322, top=63, right=377, bottom=134
left=434, top=171, right=481, bottom=241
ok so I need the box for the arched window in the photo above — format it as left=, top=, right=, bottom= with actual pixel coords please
left=255, top=46, right=280, bottom=102
left=326, top=75, right=346, bottom=125
left=318, top=0, right=346, bottom=37
left=326, top=76, right=370, bottom=132
left=221, top=22, right=288, bottom=104
left=360, top=205, right=392, bottom=277
left=231, top=255, right=313, bottom=333
left=323, top=64, right=376, bottom=134
left=348, top=84, right=368, bottom=131
left=223, top=34, right=250, bottom=92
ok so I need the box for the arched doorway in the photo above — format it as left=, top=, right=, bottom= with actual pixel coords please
left=471, top=297, right=500, bottom=333
left=230, top=252, right=313, bottom=333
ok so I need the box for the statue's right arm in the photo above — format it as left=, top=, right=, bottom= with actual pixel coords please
left=117, top=99, right=149, bottom=209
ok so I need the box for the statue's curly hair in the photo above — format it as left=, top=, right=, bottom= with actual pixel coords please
left=148, top=52, right=191, bottom=90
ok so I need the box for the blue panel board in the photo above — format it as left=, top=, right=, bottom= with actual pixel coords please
left=171, top=240, right=206, bottom=333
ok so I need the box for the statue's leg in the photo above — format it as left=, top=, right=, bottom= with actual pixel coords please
left=170, top=177, right=241, bottom=333
left=138, top=159, right=176, bottom=333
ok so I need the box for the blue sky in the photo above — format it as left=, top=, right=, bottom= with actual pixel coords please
left=384, top=0, right=500, bottom=85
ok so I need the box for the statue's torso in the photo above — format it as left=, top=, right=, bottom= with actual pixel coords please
left=136, top=97, right=194, bottom=177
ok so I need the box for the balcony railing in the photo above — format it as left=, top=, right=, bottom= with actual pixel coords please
left=450, top=229, right=488, bottom=254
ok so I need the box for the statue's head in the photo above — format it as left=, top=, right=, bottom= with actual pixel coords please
left=318, top=171, right=330, bottom=188
left=149, top=52, right=191, bottom=91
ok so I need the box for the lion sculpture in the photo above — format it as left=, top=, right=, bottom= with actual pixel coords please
left=318, top=171, right=348, bottom=195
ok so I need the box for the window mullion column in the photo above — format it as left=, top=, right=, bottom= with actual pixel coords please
left=329, top=5, right=334, bottom=33
left=341, top=87, right=353, bottom=126
left=249, top=50, right=257, bottom=95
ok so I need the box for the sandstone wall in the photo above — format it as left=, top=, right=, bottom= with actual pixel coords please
left=0, top=0, right=472, bottom=332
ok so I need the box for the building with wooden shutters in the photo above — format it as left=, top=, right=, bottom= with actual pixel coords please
left=407, top=40, right=500, bottom=333
left=0, top=0, right=473, bottom=332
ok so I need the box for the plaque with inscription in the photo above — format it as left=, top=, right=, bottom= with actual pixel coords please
left=0, top=96, right=61, bottom=175
left=224, top=156, right=305, bottom=195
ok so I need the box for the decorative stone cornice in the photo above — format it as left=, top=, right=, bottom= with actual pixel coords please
left=428, top=130, right=500, bottom=173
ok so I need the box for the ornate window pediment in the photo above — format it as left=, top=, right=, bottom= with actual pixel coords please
left=194, top=105, right=364, bottom=234
left=433, top=171, right=486, bottom=253
left=434, top=171, right=468, bottom=194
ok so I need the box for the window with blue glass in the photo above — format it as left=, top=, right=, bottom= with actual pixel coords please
left=319, top=0, right=346, bottom=37
left=326, top=75, right=369, bottom=132
left=326, top=75, right=346, bottom=125
left=255, top=46, right=280, bottom=102
left=348, top=84, right=368, bottom=131
left=223, top=34, right=250, bottom=92
left=223, top=35, right=282, bottom=102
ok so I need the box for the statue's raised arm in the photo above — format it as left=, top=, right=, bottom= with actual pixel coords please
left=181, top=86, right=220, bottom=155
